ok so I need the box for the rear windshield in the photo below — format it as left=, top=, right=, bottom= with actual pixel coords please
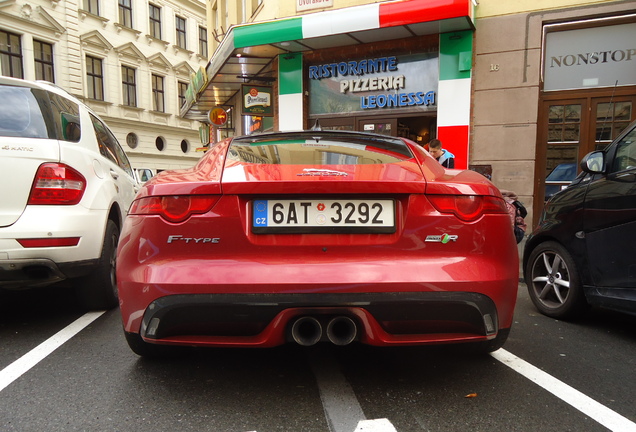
left=229, top=133, right=413, bottom=165
left=0, top=85, right=80, bottom=141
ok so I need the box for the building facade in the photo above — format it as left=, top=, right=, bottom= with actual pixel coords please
left=186, top=0, right=636, bottom=225
left=474, top=0, right=636, bottom=223
left=0, top=0, right=208, bottom=174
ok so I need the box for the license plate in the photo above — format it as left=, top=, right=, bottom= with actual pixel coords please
left=252, top=199, right=395, bottom=234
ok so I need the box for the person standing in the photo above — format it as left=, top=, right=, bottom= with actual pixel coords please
left=427, top=139, right=455, bottom=168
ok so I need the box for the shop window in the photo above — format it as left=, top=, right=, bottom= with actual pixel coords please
left=596, top=102, right=633, bottom=147
left=548, top=104, right=581, bottom=142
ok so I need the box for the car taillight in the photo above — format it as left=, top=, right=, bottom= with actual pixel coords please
left=428, top=195, right=508, bottom=222
left=17, top=237, right=81, bottom=248
left=28, top=163, right=86, bottom=205
left=129, top=195, right=219, bottom=223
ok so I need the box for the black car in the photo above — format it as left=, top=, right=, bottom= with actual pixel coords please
left=523, top=119, right=636, bottom=319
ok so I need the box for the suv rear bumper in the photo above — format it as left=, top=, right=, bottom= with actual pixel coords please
left=0, top=258, right=98, bottom=288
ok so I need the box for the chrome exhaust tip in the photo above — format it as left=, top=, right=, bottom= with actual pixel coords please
left=291, top=316, right=323, bottom=346
left=326, top=316, right=357, bottom=346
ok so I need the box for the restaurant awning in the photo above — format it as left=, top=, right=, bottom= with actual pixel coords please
left=180, top=0, right=475, bottom=121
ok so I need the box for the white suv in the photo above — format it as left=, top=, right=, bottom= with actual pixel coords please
left=0, top=77, right=138, bottom=309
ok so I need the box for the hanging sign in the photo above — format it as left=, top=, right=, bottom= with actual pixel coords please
left=241, top=85, right=273, bottom=116
left=208, top=107, right=228, bottom=126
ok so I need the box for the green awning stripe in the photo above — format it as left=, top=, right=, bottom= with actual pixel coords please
left=439, top=30, right=473, bottom=81
left=234, top=18, right=303, bottom=49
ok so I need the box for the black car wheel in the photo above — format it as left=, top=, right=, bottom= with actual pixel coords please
left=75, top=219, right=120, bottom=310
left=525, top=241, right=588, bottom=319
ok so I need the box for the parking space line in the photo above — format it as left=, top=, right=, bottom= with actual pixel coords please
left=492, top=349, right=636, bottom=432
left=308, top=347, right=397, bottom=432
left=0, top=311, right=105, bottom=393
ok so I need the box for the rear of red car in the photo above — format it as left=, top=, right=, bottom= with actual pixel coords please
left=117, top=131, right=518, bottom=356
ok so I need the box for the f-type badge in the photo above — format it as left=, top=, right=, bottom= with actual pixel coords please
left=425, top=234, right=458, bottom=244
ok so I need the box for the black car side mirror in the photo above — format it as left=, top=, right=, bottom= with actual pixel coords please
left=580, top=151, right=605, bottom=174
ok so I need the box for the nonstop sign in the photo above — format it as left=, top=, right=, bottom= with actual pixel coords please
left=308, top=53, right=438, bottom=116
left=544, top=22, right=636, bottom=91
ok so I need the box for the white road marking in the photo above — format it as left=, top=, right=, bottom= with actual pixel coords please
left=308, top=347, right=396, bottom=432
left=309, top=346, right=367, bottom=432
left=492, top=348, right=636, bottom=432
left=2, top=314, right=632, bottom=432
left=0, top=311, right=106, bottom=393
left=354, top=418, right=397, bottom=432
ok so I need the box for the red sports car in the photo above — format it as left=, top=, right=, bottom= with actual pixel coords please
left=117, top=131, right=519, bottom=356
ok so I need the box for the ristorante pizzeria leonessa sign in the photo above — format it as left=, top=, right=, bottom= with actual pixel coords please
left=308, top=53, right=438, bottom=116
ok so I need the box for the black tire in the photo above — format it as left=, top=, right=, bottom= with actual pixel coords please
left=75, top=219, right=119, bottom=310
left=524, top=240, right=588, bottom=319
left=124, top=332, right=181, bottom=358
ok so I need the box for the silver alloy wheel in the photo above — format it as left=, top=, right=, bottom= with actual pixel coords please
left=530, top=250, right=571, bottom=308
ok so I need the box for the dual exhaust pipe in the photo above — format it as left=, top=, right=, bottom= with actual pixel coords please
left=291, top=316, right=358, bottom=346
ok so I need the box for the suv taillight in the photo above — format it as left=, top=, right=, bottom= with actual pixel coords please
left=28, top=163, right=86, bottom=205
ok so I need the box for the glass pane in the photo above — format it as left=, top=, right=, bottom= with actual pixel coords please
left=597, top=103, right=612, bottom=121
left=545, top=145, right=579, bottom=177
left=614, top=102, right=631, bottom=121
left=563, top=123, right=579, bottom=141
left=564, top=105, right=581, bottom=122
left=613, top=122, right=630, bottom=140
left=548, top=105, right=563, bottom=123
left=596, top=102, right=632, bottom=142
left=596, top=123, right=611, bottom=141
left=547, top=124, right=562, bottom=142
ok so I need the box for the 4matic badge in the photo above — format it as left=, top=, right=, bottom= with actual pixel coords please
left=425, top=234, right=458, bottom=244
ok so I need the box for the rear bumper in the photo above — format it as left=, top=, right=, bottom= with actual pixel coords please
left=0, top=258, right=98, bottom=288
left=133, top=292, right=503, bottom=348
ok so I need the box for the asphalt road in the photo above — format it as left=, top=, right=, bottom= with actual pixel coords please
left=1, top=283, right=635, bottom=432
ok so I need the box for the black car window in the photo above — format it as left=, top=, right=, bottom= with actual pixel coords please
left=89, top=113, right=134, bottom=177
left=0, top=85, right=51, bottom=139
left=229, top=133, right=413, bottom=165
left=48, top=92, right=81, bottom=142
left=611, top=127, right=636, bottom=173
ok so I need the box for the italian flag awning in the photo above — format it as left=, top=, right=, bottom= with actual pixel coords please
left=183, top=0, right=475, bottom=167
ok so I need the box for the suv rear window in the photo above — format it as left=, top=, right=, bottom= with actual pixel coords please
left=0, top=85, right=80, bottom=142
left=229, top=132, right=413, bottom=165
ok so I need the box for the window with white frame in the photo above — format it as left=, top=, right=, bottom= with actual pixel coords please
left=176, top=16, right=186, bottom=49
left=122, top=65, right=137, bottom=107
left=86, top=55, right=104, bottom=100
left=149, top=4, right=161, bottom=39
left=34, top=40, right=54, bottom=82
left=0, top=30, right=23, bottom=79
left=119, top=0, right=133, bottom=28
left=152, top=74, right=165, bottom=112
